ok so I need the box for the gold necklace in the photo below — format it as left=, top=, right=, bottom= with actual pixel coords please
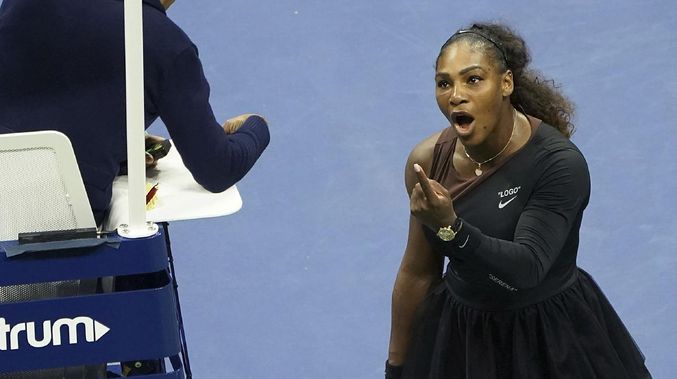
left=462, top=111, right=517, bottom=176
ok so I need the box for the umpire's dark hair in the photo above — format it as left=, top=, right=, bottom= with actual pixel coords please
left=438, top=23, right=575, bottom=138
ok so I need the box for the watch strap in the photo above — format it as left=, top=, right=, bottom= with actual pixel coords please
left=451, top=217, right=463, bottom=233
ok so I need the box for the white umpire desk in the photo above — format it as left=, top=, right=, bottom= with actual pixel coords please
left=104, top=140, right=243, bottom=230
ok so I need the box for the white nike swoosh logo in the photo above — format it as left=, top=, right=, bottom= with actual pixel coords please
left=458, top=235, right=470, bottom=249
left=498, top=196, right=517, bottom=209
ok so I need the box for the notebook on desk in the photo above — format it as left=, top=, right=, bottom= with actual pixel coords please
left=103, top=140, right=243, bottom=231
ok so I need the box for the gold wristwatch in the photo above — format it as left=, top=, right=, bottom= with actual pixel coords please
left=436, top=218, right=462, bottom=242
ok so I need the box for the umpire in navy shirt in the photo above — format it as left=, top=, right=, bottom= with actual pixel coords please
left=0, top=0, right=269, bottom=376
left=0, top=0, right=270, bottom=225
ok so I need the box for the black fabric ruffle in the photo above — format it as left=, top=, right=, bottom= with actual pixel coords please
left=403, top=268, right=651, bottom=379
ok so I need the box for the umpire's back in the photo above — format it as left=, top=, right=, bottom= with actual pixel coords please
left=0, top=0, right=195, bottom=223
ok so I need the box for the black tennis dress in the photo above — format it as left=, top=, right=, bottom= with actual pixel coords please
left=402, top=120, right=651, bottom=378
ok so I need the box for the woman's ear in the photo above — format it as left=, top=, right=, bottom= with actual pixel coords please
left=502, top=70, right=514, bottom=97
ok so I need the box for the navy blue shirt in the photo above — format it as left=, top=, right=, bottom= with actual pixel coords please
left=0, top=0, right=270, bottom=223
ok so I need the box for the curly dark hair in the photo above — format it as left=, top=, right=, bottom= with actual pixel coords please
left=438, top=23, right=575, bottom=138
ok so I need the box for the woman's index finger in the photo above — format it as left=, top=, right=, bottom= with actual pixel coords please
left=413, top=163, right=435, bottom=199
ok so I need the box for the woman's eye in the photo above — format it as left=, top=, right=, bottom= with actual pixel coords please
left=437, top=80, right=450, bottom=88
left=468, top=76, right=482, bottom=84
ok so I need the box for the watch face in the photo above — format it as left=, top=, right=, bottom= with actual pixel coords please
left=437, top=227, right=456, bottom=241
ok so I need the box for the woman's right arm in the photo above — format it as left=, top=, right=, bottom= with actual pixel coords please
left=387, top=134, right=444, bottom=368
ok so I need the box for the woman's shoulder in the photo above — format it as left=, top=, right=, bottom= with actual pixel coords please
left=404, top=128, right=447, bottom=193
left=526, top=123, right=587, bottom=172
left=533, top=123, right=583, bottom=156
left=528, top=124, right=590, bottom=185
left=409, top=130, right=444, bottom=163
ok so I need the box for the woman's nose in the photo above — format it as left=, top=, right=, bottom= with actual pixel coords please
left=449, top=87, right=465, bottom=106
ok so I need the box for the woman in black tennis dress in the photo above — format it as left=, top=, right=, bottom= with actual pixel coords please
left=386, top=23, right=651, bottom=379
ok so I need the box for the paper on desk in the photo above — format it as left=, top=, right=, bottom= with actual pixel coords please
left=103, top=142, right=242, bottom=231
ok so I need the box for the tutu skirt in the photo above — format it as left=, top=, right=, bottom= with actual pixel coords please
left=402, top=269, right=651, bottom=379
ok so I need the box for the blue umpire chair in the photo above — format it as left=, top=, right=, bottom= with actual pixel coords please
left=0, top=131, right=191, bottom=378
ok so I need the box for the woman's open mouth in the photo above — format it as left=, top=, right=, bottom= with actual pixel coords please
left=451, top=111, right=475, bottom=136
